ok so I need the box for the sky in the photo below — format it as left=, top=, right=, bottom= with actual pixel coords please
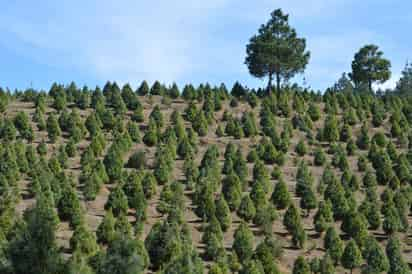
left=0, top=0, right=411, bottom=92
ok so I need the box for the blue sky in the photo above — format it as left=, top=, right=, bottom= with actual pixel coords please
left=0, top=0, right=410, bottom=92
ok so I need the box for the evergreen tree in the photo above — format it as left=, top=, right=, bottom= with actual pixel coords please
left=105, top=186, right=129, bottom=217
left=83, top=171, right=103, bottom=201
left=313, top=147, right=326, bottom=166
left=13, top=111, right=34, bottom=141
left=103, top=148, right=124, bottom=181
left=126, top=151, right=146, bottom=170
left=142, top=172, right=157, bottom=199
left=238, top=194, right=257, bottom=222
left=245, top=9, right=310, bottom=92
left=215, top=196, right=232, bottom=231
left=350, top=44, right=391, bottom=91
left=291, top=224, right=307, bottom=249
left=314, top=212, right=328, bottom=234
left=233, top=222, right=254, bottom=261
left=127, top=121, right=141, bottom=143
left=143, top=118, right=159, bottom=146
left=383, top=205, right=401, bottom=235
left=58, top=184, right=84, bottom=228
left=295, top=140, right=307, bottom=156
left=145, top=221, right=185, bottom=270
left=253, top=238, right=282, bottom=274
left=46, top=113, right=61, bottom=143
left=363, top=237, right=389, bottom=274
left=323, top=115, right=339, bottom=142
left=98, top=236, right=149, bottom=274
left=137, top=81, right=149, bottom=96
left=386, top=235, right=410, bottom=274
left=319, top=253, right=335, bottom=274
left=160, top=247, right=204, bottom=274
left=283, top=203, right=301, bottom=232
left=222, top=174, right=242, bottom=211
left=149, top=105, right=164, bottom=128
left=308, top=102, right=321, bottom=121
left=271, top=178, right=291, bottom=209
left=182, top=84, right=196, bottom=101
left=341, top=239, right=362, bottom=274
left=300, top=187, right=317, bottom=216
left=124, top=173, right=147, bottom=218
left=70, top=225, right=99, bottom=257
left=131, top=104, right=144, bottom=122
left=324, top=226, right=343, bottom=265
left=8, top=195, right=62, bottom=274
left=192, top=111, right=208, bottom=137
left=96, top=209, right=116, bottom=244
left=150, top=81, right=165, bottom=96
left=65, top=250, right=95, bottom=274
left=292, top=256, right=310, bottom=274
left=357, top=124, right=370, bottom=150
left=394, top=62, right=412, bottom=94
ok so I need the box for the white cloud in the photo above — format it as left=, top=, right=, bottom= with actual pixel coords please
left=0, top=0, right=408, bottom=91
left=375, top=73, right=400, bottom=91
left=0, top=0, right=232, bottom=86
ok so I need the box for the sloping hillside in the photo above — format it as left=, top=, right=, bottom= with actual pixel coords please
left=1, top=84, right=412, bottom=274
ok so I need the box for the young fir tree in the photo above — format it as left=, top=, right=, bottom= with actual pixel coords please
left=300, top=187, right=317, bottom=216
left=319, top=253, right=335, bottom=274
left=386, top=235, right=410, bottom=274
left=58, top=184, right=84, bottom=229
left=292, top=256, right=310, bottom=274
left=295, top=140, right=307, bottom=156
left=142, top=172, right=157, bottom=199
left=324, top=226, right=344, bottom=265
left=96, top=209, right=116, bottom=244
left=215, top=195, right=232, bottom=232
left=126, top=151, right=146, bottom=170
left=271, top=178, right=291, bottom=209
left=14, top=111, right=34, bottom=141
left=104, top=185, right=129, bottom=217
left=70, top=224, right=99, bottom=257
left=46, top=113, right=61, bottom=143
left=98, top=235, right=149, bottom=274
left=254, top=237, right=282, bottom=274
left=341, top=239, right=362, bottom=274
left=137, top=80, right=150, bottom=96
left=83, top=171, right=103, bottom=201
left=192, top=111, right=208, bottom=137
left=363, top=237, right=389, bottom=274
left=238, top=194, right=257, bottom=222
left=65, top=250, right=94, bottom=274
left=7, top=194, right=62, bottom=274
left=127, top=121, right=141, bottom=143
left=143, top=118, right=159, bottom=147
left=222, top=174, right=242, bottom=211
left=232, top=222, right=254, bottom=262
left=313, top=147, right=326, bottom=166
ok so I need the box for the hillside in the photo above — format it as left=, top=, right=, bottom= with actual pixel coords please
left=0, top=83, right=412, bottom=274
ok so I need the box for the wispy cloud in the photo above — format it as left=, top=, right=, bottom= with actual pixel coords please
left=0, top=0, right=231, bottom=86
left=0, top=0, right=409, bottom=90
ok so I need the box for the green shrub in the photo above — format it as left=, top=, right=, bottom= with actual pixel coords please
left=295, top=140, right=307, bottom=156
left=126, top=151, right=146, bottom=169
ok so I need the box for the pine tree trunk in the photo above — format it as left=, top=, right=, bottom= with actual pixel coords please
left=276, top=73, right=281, bottom=93
left=267, top=73, right=273, bottom=94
